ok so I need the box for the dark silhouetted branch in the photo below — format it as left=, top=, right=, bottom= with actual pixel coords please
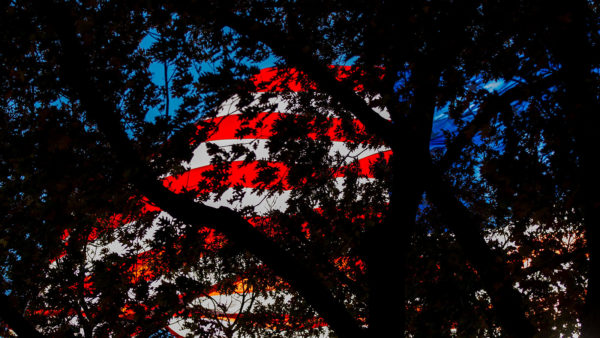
left=35, top=3, right=366, bottom=337
left=426, top=164, right=536, bottom=337
left=436, top=73, right=557, bottom=173
left=203, top=6, right=397, bottom=146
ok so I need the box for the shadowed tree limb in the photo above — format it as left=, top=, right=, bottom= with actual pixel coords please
left=436, top=73, right=557, bottom=173
left=426, top=163, right=536, bottom=337
left=203, top=5, right=538, bottom=336
left=185, top=8, right=436, bottom=334
left=547, top=1, right=600, bottom=336
left=424, top=77, right=557, bottom=337
left=424, top=73, right=567, bottom=338
left=34, top=2, right=366, bottom=337
left=196, top=5, right=398, bottom=146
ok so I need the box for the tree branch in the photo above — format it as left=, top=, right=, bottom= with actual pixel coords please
left=188, top=4, right=398, bottom=146
left=436, top=73, right=557, bottom=173
left=35, top=3, right=365, bottom=337
left=547, top=2, right=600, bottom=336
left=426, top=163, right=536, bottom=337
left=189, top=5, right=544, bottom=336
left=424, top=76, right=559, bottom=337
left=426, top=75, right=559, bottom=338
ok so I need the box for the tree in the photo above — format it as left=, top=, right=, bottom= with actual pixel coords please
left=1, top=0, right=599, bottom=336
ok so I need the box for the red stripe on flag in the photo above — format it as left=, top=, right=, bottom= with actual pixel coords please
left=250, top=66, right=373, bottom=92
left=201, top=113, right=369, bottom=143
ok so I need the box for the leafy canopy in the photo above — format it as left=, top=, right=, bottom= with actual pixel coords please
left=0, top=0, right=599, bottom=337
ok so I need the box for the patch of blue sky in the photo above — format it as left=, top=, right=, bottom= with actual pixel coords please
left=140, top=28, right=277, bottom=122
left=430, top=78, right=519, bottom=150
left=333, top=55, right=359, bottom=66
left=483, top=79, right=507, bottom=92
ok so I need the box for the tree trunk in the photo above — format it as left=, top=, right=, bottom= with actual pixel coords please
left=571, top=60, right=600, bottom=338
left=546, top=1, right=600, bottom=336
left=367, top=58, right=438, bottom=336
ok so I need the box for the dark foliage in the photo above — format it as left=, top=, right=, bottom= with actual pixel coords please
left=1, top=0, right=599, bottom=337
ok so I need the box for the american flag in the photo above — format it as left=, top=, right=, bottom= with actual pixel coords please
left=52, top=67, right=514, bottom=337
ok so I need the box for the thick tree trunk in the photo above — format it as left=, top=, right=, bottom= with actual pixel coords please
left=366, top=143, right=415, bottom=336
left=366, top=59, right=438, bottom=336
left=551, top=2, right=600, bottom=336
left=570, top=61, right=600, bottom=338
